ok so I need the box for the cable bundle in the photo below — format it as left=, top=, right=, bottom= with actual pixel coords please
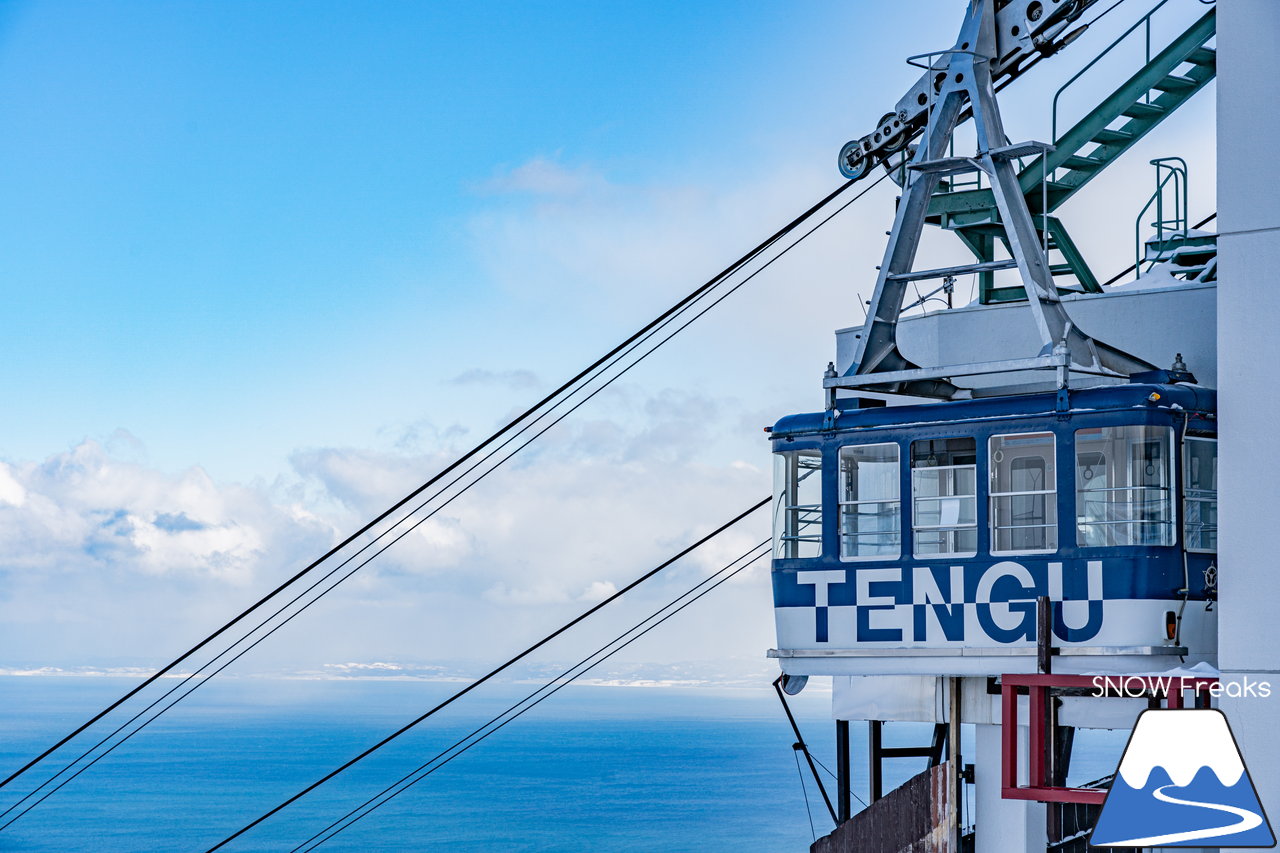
left=0, top=173, right=887, bottom=838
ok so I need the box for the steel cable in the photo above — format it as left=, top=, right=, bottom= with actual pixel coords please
left=203, top=502, right=771, bottom=851
left=0, top=173, right=863, bottom=795
left=290, top=542, right=772, bottom=852
left=0, top=169, right=892, bottom=831
left=796, top=749, right=817, bottom=842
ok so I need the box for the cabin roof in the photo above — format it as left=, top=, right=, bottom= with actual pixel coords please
left=769, top=382, right=1216, bottom=440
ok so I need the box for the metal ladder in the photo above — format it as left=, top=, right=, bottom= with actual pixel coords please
left=1135, top=157, right=1218, bottom=283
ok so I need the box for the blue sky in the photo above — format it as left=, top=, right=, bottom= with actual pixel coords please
left=0, top=0, right=915, bottom=479
left=0, top=0, right=1216, bottom=672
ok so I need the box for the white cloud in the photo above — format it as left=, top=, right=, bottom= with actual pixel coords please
left=479, top=157, right=604, bottom=197
left=578, top=580, right=617, bottom=602
left=468, top=153, right=870, bottom=333
left=0, top=380, right=779, bottom=678
left=0, top=462, right=26, bottom=507
left=447, top=368, right=542, bottom=390
left=0, top=439, right=334, bottom=583
left=483, top=580, right=573, bottom=607
left=289, top=445, right=438, bottom=515
left=323, top=661, right=404, bottom=673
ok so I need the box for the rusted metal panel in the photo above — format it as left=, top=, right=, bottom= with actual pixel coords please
left=811, top=762, right=955, bottom=853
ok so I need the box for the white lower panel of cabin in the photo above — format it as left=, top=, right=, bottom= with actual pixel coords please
left=770, top=599, right=1217, bottom=677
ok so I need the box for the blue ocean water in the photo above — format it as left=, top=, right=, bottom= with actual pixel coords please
left=0, top=676, right=1132, bottom=851
left=0, top=676, right=851, bottom=852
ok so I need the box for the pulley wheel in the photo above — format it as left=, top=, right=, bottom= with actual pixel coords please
left=878, top=112, right=907, bottom=154
left=838, top=140, right=869, bottom=180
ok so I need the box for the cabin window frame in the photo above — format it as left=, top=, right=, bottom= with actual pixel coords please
left=1074, top=424, right=1177, bottom=548
left=1183, top=435, right=1218, bottom=554
left=772, top=447, right=823, bottom=559
left=838, top=442, right=902, bottom=561
left=910, top=437, right=978, bottom=559
left=988, top=431, right=1059, bottom=556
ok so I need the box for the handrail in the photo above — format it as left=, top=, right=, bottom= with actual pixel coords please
left=1051, top=0, right=1174, bottom=143
left=1134, top=157, right=1189, bottom=272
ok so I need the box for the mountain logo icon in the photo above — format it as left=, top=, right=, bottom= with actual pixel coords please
left=1091, top=709, right=1275, bottom=848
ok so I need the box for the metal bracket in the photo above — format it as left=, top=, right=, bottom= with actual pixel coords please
left=1000, top=673, right=1217, bottom=804
left=825, top=351, right=1122, bottom=393
left=1055, top=387, right=1070, bottom=417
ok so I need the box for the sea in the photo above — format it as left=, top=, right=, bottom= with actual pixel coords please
left=0, top=676, right=1128, bottom=852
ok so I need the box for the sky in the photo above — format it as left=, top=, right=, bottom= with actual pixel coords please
left=0, top=0, right=1217, bottom=680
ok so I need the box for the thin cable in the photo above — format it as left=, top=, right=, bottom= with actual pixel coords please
left=292, top=543, right=771, bottom=852
left=3, top=497, right=769, bottom=834
left=795, top=750, right=817, bottom=842
left=202, top=498, right=769, bottom=852
left=810, top=756, right=868, bottom=809
left=0, top=203, right=769, bottom=821
left=300, top=553, right=765, bottom=852
left=1082, top=0, right=1129, bottom=30
left=268, top=544, right=770, bottom=853
left=2, top=309, right=712, bottom=822
left=6, top=169, right=882, bottom=817
left=1, top=169, right=895, bottom=830
left=0, top=175, right=858, bottom=793
left=4, top=171, right=893, bottom=837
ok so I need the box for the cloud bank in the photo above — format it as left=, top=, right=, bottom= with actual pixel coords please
left=0, top=380, right=777, bottom=682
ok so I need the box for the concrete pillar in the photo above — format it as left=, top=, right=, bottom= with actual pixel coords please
left=974, top=723, right=1043, bottom=853
left=1217, top=1, right=1280, bottom=848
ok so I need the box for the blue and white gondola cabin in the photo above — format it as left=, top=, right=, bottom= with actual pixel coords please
left=767, top=382, right=1217, bottom=677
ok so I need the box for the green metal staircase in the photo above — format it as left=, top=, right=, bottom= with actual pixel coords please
left=925, top=2, right=1216, bottom=303
left=1142, top=233, right=1218, bottom=282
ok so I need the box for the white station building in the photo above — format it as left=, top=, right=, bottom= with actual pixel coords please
left=765, top=1, right=1280, bottom=850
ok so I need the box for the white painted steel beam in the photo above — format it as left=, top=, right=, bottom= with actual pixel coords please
left=1217, top=2, right=1280, bottom=848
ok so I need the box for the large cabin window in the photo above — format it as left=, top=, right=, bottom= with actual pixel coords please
left=1184, top=437, right=1218, bottom=552
left=911, top=438, right=977, bottom=557
left=1075, top=425, right=1175, bottom=547
left=840, top=443, right=900, bottom=559
left=774, top=449, right=822, bottom=558
left=990, top=432, right=1057, bottom=554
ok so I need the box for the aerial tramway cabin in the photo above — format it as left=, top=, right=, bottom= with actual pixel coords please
left=768, top=380, right=1217, bottom=678
left=762, top=0, right=1221, bottom=682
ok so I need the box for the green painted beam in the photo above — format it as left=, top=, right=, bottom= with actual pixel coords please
left=1046, top=217, right=1101, bottom=293
left=932, top=5, right=1215, bottom=304
left=926, top=6, right=1216, bottom=222
left=954, top=228, right=998, bottom=303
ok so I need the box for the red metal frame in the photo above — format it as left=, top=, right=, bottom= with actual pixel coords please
left=1000, top=673, right=1219, bottom=804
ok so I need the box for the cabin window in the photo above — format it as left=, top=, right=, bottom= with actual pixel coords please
left=1075, top=425, right=1175, bottom=547
left=911, top=438, right=977, bottom=557
left=774, top=449, right=823, bottom=558
left=989, top=433, right=1057, bottom=553
left=1184, top=437, right=1218, bottom=552
left=840, top=443, right=900, bottom=559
